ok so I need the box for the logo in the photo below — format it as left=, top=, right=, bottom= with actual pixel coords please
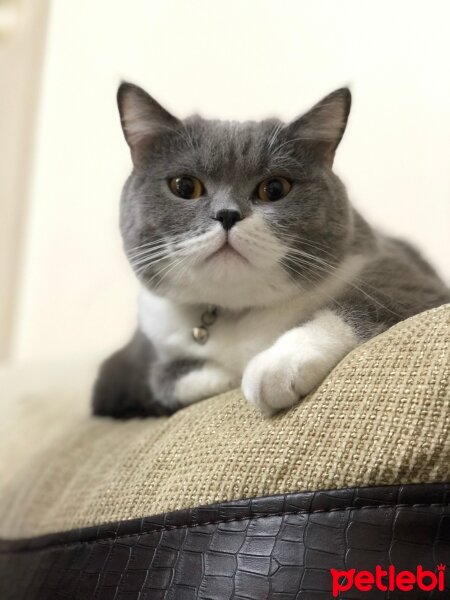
left=330, top=564, right=446, bottom=597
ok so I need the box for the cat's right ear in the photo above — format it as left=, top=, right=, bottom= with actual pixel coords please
left=287, top=88, right=351, bottom=166
left=117, top=82, right=180, bottom=163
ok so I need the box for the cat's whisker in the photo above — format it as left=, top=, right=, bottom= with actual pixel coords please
left=267, top=122, right=285, bottom=152
left=271, top=225, right=339, bottom=256
left=126, top=231, right=188, bottom=254
left=129, top=244, right=172, bottom=261
left=272, top=136, right=327, bottom=155
left=132, top=253, right=171, bottom=271
left=129, top=231, right=209, bottom=262
left=133, top=244, right=192, bottom=274
left=232, top=230, right=303, bottom=264
left=129, top=240, right=185, bottom=261
left=278, top=234, right=407, bottom=313
left=280, top=258, right=346, bottom=310
left=284, top=251, right=403, bottom=319
left=132, top=231, right=216, bottom=275
left=130, top=232, right=221, bottom=272
left=273, top=227, right=334, bottom=249
left=279, top=238, right=393, bottom=297
left=148, top=252, right=194, bottom=289
left=284, top=247, right=339, bottom=269
left=129, top=240, right=184, bottom=260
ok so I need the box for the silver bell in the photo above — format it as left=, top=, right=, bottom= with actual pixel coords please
left=192, top=326, right=209, bottom=344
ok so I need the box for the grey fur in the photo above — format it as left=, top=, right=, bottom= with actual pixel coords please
left=93, top=330, right=172, bottom=418
left=92, top=83, right=449, bottom=418
left=118, top=86, right=354, bottom=297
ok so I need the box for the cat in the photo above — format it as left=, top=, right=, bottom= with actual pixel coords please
left=93, top=82, right=449, bottom=418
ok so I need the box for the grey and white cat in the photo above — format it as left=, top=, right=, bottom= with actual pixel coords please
left=93, top=82, right=449, bottom=418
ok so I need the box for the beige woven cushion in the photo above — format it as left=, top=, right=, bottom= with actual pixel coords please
left=0, top=304, right=449, bottom=539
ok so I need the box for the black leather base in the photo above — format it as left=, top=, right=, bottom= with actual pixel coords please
left=0, top=483, right=449, bottom=599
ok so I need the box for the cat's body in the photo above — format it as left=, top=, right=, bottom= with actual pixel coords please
left=93, top=84, right=449, bottom=417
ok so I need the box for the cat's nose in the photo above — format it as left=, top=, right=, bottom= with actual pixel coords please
left=214, top=209, right=242, bottom=231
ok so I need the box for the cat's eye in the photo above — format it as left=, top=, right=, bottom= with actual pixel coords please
left=257, top=177, right=292, bottom=202
left=169, top=176, right=204, bottom=200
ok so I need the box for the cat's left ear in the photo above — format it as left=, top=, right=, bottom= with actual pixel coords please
left=117, top=82, right=180, bottom=163
left=287, top=88, right=351, bottom=165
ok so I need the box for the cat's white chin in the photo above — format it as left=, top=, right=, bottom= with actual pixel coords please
left=154, top=216, right=299, bottom=309
left=161, top=261, right=298, bottom=309
left=206, top=242, right=248, bottom=263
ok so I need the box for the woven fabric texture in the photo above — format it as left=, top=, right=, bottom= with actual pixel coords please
left=0, top=304, right=449, bottom=539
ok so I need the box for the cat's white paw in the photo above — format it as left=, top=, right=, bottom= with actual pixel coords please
left=241, top=310, right=359, bottom=416
left=174, top=365, right=238, bottom=406
left=241, top=344, right=325, bottom=416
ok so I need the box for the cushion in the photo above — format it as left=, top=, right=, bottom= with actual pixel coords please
left=0, top=303, right=449, bottom=540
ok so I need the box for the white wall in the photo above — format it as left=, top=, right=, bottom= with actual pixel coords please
left=11, top=0, right=450, bottom=361
left=0, top=0, right=49, bottom=359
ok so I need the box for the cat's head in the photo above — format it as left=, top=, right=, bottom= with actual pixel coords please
left=118, top=82, right=353, bottom=309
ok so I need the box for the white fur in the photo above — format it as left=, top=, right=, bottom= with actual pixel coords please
left=241, top=309, right=359, bottom=415
left=139, top=223, right=367, bottom=412
left=139, top=253, right=365, bottom=374
left=174, top=366, right=239, bottom=406
left=158, top=215, right=300, bottom=309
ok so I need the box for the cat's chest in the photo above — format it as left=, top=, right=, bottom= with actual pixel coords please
left=138, top=289, right=312, bottom=375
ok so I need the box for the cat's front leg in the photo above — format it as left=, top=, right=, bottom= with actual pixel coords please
left=241, top=309, right=360, bottom=416
left=173, top=365, right=239, bottom=406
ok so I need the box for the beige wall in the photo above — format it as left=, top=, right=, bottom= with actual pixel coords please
left=0, top=0, right=49, bottom=359
left=5, top=0, right=450, bottom=362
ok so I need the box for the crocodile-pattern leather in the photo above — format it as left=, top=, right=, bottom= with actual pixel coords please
left=0, top=483, right=449, bottom=599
